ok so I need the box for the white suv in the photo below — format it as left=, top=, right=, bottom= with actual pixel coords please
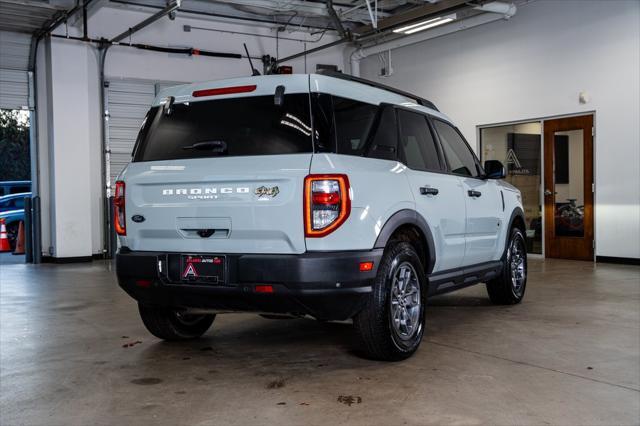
left=115, top=71, right=527, bottom=361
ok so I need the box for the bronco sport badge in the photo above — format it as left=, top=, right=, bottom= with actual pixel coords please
left=255, top=186, right=280, bottom=198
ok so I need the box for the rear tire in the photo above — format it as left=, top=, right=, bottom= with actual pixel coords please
left=486, top=227, right=527, bottom=305
left=354, top=241, right=426, bottom=361
left=138, top=304, right=215, bottom=340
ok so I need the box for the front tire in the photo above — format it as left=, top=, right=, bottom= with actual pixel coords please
left=354, top=241, right=426, bottom=361
left=486, top=227, right=527, bottom=305
left=138, top=304, right=215, bottom=341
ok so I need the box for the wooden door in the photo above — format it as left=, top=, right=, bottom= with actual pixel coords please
left=543, top=115, right=594, bottom=260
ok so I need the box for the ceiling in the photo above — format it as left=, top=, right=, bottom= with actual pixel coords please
left=106, top=0, right=449, bottom=32
left=0, top=0, right=477, bottom=36
left=0, top=0, right=75, bottom=34
left=0, top=0, right=517, bottom=50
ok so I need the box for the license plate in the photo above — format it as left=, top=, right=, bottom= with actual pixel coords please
left=180, top=255, right=225, bottom=284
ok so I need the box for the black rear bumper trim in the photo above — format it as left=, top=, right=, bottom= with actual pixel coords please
left=116, top=248, right=383, bottom=320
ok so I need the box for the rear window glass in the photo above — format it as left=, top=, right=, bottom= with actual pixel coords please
left=133, top=94, right=312, bottom=162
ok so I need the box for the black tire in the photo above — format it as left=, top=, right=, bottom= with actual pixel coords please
left=354, top=241, right=426, bottom=361
left=138, top=304, right=215, bottom=341
left=486, top=227, right=527, bottom=305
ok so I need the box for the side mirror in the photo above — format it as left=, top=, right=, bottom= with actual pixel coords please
left=484, top=160, right=506, bottom=179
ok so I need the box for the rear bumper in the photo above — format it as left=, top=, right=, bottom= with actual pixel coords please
left=115, top=248, right=383, bottom=320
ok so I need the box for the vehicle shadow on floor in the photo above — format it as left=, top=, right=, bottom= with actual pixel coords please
left=127, top=292, right=494, bottom=375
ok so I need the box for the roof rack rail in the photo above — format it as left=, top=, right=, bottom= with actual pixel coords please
left=316, top=70, right=439, bottom=111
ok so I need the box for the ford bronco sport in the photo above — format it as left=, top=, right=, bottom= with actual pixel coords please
left=115, top=72, right=527, bottom=361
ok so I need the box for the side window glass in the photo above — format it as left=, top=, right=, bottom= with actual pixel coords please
left=332, top=96, right=377, bottom=156
left=434, top=120, right=479, bottom=177
left=398, top=110, right=442, bottom=171
left=366, top=107, right=398, bottom=161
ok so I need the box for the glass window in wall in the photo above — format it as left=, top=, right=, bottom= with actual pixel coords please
left=553, top=130, right=585, bottom=238
left=480, top=122, right=542, bottom=254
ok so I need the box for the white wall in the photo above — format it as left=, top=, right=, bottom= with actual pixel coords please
left=37, top=6, right=346, bottom=258
left=360, top=0, right=640, bottom=259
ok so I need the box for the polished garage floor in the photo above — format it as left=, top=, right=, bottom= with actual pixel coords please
left=1, top=256, right=639, bottom=426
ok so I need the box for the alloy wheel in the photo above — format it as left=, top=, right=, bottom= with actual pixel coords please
left=390, top=262, right=422, bottom=340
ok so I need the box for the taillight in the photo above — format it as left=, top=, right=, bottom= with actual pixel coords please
left=114, top=181, right=126, bottom=236
left=304, top=174, right=350, bottom=237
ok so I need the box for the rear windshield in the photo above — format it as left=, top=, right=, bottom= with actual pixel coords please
left=133, top=94, right=312, bottom=162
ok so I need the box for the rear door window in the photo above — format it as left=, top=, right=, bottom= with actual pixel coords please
left=133, top=94, right=312, bottom=162
left=398, top=110, right=442, bottom=171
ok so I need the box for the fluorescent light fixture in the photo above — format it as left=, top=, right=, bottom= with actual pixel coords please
left=392, top=13, right=456, bottom=34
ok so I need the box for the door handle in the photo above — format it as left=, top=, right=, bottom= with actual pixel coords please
left=468, top=190, right=482, bottom=198
left=420, top=187, right=439, bottom=196
left=544, top=189, right=553, bottom=196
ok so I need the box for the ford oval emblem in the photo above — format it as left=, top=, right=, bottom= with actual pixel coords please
left=131, top=214, right=145, bottom=223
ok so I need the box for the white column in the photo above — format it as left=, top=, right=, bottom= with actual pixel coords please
left=46, top=38, right=94, bottom=258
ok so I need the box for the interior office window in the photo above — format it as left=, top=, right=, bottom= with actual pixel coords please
left=332, top=96, right=378, bottom=156
left=397, top=110, right=441, bottom=171
left=480, top=121, right=542, bottom=254
left=366, top=107, right=398, bottom=161
left=433, top=120, right=479, bottom=177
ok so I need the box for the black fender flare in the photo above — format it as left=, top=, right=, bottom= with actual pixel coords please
left=507, top=206, right=526, bottom=233
left=502, top=206, right=526, bottom=259
left=373, top=209, right=437, bottom=274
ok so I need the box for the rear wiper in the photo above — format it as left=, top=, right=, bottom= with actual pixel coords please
left=182, top=140, right=227, bottom=154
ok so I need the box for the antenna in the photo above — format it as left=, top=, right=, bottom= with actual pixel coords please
left=243, top=43, right=261, bottom=76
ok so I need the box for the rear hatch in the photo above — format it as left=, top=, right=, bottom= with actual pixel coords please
left=119, top=80, right=313, bottom=254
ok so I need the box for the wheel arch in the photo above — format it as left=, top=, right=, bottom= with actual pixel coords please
left=502, top=207, right=526, bottom=260
left=508, top=207, right=526, bottom=235
left=373, top=209, right=436, bottom=275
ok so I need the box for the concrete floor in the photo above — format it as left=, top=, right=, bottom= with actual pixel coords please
left=1, top=257, right=639, bottom=426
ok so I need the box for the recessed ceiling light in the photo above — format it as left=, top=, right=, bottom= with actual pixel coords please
left=392, top=14, right=456, bottom=35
